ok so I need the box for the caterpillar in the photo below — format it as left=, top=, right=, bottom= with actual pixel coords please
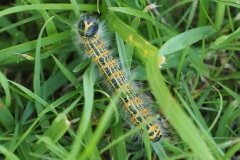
left=76, top=15, right=162, bottom=142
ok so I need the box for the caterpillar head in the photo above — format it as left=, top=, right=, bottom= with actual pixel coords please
left=78, top=16, right=99, bottom=37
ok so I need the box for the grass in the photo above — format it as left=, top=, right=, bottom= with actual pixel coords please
left=0, top=0, right=240, bottom=159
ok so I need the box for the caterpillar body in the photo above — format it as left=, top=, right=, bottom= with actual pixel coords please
left=77, top=15, right=162, bottom=142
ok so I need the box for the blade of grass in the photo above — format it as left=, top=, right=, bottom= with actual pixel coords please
left=105, top=11, right=165, bottom=66
left=151, top=142, right=168, bottom=159
left=146, top=55, right=215, bottom=160
left=77, top=94, right=119, bottom=159
left=0, top=145, right=19, bottom=160
left=82, top=122, right=102, bottom=160
left=215, top=101, right=240, bottom=143
left=32, top=114, right=70, bottom=154
left=16, top=127, right=36, bottom=160
left=159, top=26, right=216, bottom=55
left=175, top=90, right=225, bottom=159
left=28, top=0, right=58, bottom=37
left=197, top=0, right=210, bottom=26
left=207, top=86, right=223, bottom=133
left=34, top=16, right=55, bottom=129
left=21, top=59, right=80, bottom=124
left=70, top=0, right=80, bottom=17
left=66, top=66, right=94, bottom=160
left=182, top=77, right=209, bottom=129
left=0, top=99, right=15, bottom=130
left=110, top=119, right=128, bottom=160
left=31, top=136, right=67, bottom=159
left=0, top=72, right=11, bottom=107
left=53, top=55, right=81, bottom=89
left=215, top=3, right=226, bottom=28
left=0, top=4, right=96, bottom=17
left=9, top=81, right=48, bottom=107
left=0, top=30, right=70, bottom=64
left=100, top=124, right=141, bottom=154
left=218, top=82, right=240, bottom=102
left=143, top=127, right=151, bottom=160
left=224, top=139, right=240, bottom=159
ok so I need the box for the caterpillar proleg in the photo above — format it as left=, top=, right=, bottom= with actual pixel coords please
left=76, top=15, right=162, bottom=142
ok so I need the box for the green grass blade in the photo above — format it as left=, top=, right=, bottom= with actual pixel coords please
left=182, top=77, right=209, bottom=129
left=146, top=55, right=215, bottom=160
left=0, top=30, right=70, bottom=64
left=53, top=55, right=81, bottom=89
left=34, top=16, right=54, bottom=129
left=32, top=115, right=70, bottom=154
left=210, top=27, right=240, bottom=50
left=0, top=72, right=11, bottom=106
left=105, top=11, right=158, bottom=63
left=78, top=94, right=118, bottom=159
left=66, top=66, right=94, bottom=160
left=151, top=142, right=168, bottom=159
left=28, top=0, right=58, bottom=37
left=215, top=101, right=240, bottom=143
left=197, top=0, right=210, bottom=26
left=0, top=99, right=15, bottom=130
left=207, top=86, right=223, bottom=132
left=218, top=82, right=240, bottom=102
left=9, top=81, right=48, bottom=107
left=108, top=7, right=156, bottom=22
left=0, top=145, right=19, bottom=160
left=110, top=119, right=128, bottom=160
left=82, top=123, right=102, bottom=160
left=159, top=26, right=216, bottom=55
left=224, top=140, right=240, bottom=159
left=215, top=3, right=225, bottom=28
left=0, top=4, right=96, bottom=17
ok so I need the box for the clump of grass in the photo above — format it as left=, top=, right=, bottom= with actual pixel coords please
left=0, top=0, right=239, bottom=159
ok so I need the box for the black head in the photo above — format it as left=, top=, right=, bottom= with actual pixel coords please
left=78, top=16, right=98, bottom=37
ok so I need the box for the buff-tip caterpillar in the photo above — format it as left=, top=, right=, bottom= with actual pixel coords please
left=75, top=14, right=163, bottom=142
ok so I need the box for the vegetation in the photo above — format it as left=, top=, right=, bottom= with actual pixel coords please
left=0, top=0, right=239, bottom=159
